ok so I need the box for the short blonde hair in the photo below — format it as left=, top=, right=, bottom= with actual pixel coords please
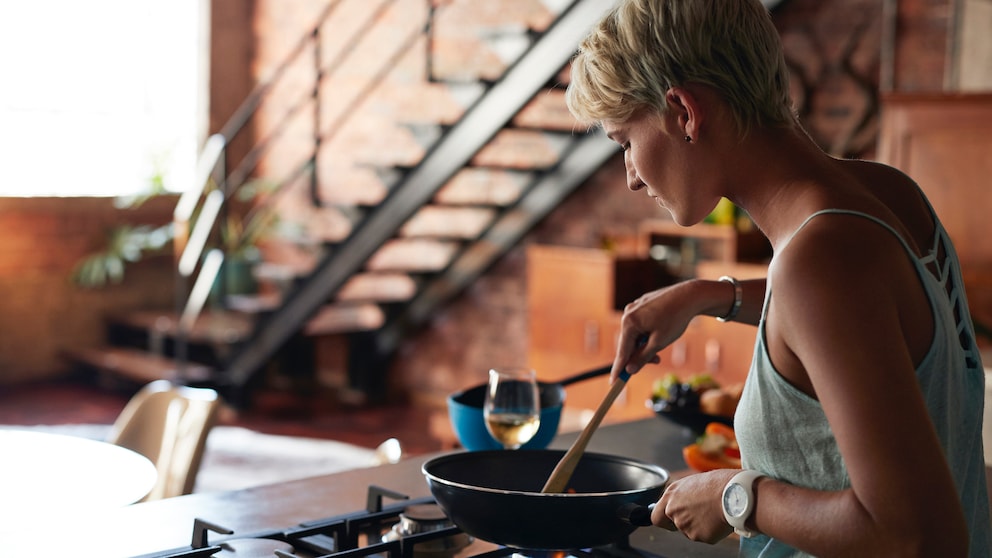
left=567, top=0, right=796, bottom=134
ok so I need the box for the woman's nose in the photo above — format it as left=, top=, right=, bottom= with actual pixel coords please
left=624, top=152, right=643, bottom=191
left=626, top=168, right=644, bottom=191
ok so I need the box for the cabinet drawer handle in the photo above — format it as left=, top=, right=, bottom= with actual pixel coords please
left=584, top=321, right=599, bottom=353
left=705, top=339, right=721, bottom=372
left=671, top=340, right=687, bottom=367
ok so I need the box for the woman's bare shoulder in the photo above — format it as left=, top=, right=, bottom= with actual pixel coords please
left=769, top=210, right=913, bottom=315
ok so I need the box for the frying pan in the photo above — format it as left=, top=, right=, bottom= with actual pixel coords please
left=447, top=365, right=612, bottom=451
left=422, top=449, right=667, bottom=550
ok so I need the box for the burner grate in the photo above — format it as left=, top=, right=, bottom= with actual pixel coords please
left=133, top=486, right=655, bottom=558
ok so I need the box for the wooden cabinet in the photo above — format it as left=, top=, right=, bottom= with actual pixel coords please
left=876, top=93, right=992, bottom=340
left=526, top=242, right=767, bottom=423
left=526, top=245, right=620, bottom=421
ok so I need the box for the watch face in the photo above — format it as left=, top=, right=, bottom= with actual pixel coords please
left=723, top=483, right=748, bottom=517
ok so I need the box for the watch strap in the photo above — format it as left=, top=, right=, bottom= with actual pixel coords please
left=722, top=469, right=764, bottom=538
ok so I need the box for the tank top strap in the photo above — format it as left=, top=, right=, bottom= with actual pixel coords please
left=911, top=188, right=944, bottom=268
left=765, top=208, right=922, bottom=320
left=780, top=208, right=917, bottom=259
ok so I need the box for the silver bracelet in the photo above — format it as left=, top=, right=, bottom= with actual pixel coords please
left=716, top=276, right=742, bottom=322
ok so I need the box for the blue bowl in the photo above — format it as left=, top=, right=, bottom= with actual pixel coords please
left=447, top=382, right=564, bottom=451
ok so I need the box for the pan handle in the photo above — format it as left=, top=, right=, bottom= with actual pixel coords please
left=617, top=503, right=656, bottom=527
left=557, top=365, right=612, bottom=387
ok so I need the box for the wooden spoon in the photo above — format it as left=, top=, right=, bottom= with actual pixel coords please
left=542, top=370, right=630, bottom=493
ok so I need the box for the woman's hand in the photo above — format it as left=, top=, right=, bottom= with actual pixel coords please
left=610, top=280, right=707, bottom=381
left=652, top=470, right=738, bottom=544
left=610, top=277, right=766, bottom=382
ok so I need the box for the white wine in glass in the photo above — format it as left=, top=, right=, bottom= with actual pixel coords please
left=484, top=367, right=541, bottom=449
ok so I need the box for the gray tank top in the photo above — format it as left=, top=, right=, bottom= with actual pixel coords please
left=734, top=208, right=990, bottom=557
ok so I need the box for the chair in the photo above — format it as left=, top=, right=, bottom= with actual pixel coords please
left=107, top=380, right=222, bottom=500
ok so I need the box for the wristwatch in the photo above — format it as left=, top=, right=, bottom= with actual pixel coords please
left=722, top=470, right=764, bottom=538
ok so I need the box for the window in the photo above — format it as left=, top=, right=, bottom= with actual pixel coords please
left=0, top=0, right=203, bottom=197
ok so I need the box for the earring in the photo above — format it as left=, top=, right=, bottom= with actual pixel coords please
left=684, top=135, right=692, bottom=143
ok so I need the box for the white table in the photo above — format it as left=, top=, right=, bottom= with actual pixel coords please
left=0, top=429, right=157, bottom=531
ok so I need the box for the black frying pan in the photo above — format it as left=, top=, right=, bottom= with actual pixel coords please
left=422, top=449, right=666, bottom=550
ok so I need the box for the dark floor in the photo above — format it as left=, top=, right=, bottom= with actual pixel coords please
left=0, top=375, right=446, bottom=456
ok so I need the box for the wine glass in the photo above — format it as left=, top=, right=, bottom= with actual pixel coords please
left=483, top=367, right=541, bottom=450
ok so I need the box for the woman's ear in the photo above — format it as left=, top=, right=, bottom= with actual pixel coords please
left=665, top=86, right=702, bottom=140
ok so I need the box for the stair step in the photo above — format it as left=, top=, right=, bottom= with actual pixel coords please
left=226, top=295, right=397, bottom=334
left=367, top=239, right=460, bottom=272
left=303, top=302, right=385, bottom=336
left=434, top=168, right=529, bottom=206
left=400, top=205, right=496, bottom=239
left=339, top=273, right=417, bottom=302
left=224, top=293, right=281, bottom=314
left=243, top=269, right=418, bottom=305
left=65, top=346, right=214, bottom=385
left=110, top=309, right=254, bottom=345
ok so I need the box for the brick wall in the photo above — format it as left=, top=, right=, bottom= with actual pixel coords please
left=0, top=197, right=175, bottom=383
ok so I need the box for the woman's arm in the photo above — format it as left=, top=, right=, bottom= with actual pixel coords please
left=750, top=219, right=967, bottom=556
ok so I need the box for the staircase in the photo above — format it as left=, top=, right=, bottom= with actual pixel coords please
left=68, top=0, right=620, bottom=405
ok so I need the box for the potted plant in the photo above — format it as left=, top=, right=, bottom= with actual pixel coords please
left=72, top=177, right=280, bottom=295
left=211, top=179, right=281, bottom=298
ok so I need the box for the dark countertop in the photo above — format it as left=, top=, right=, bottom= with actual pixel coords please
left=548, top=415, right=696, bottom=466
left=3, top=417, right=738, bottom=558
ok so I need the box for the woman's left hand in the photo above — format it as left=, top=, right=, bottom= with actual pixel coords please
left=652, top=470, right=738, bottom=544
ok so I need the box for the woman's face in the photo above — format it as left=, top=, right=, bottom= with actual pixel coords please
left=603, top=106, right=696, bottom=223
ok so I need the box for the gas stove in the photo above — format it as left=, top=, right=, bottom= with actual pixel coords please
left=133, top=485, right=735, bottom=558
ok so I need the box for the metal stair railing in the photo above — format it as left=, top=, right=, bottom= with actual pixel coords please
left=168, top=0, right=405, bottom=381
left=171, top=134, right=226, bottom=381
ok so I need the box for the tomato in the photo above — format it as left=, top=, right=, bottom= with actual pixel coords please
left=705, top=422, right=736, bottom=440
left=682, top=422, right=742, bottom=472
left=706, top=422, right=740, bottom=458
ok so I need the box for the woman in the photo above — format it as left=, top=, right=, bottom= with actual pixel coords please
left=566, top=1, right=989, bottom=556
